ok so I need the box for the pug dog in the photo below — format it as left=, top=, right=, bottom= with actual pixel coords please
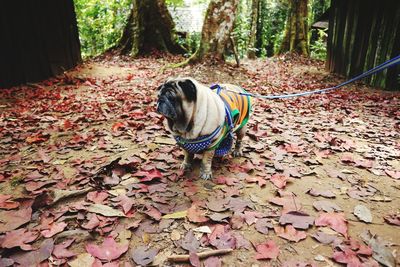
left=156, top=77, right=252, bottom=179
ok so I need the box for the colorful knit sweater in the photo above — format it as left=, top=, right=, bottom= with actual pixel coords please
left=174, top=85, right=252, bottom=157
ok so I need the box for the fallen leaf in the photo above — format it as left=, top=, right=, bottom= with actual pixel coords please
left=68, top=253, right=95, bottom=267
left=0, top=207, right=32, bottom=233
left=87, top=191, right=109, bottom=204
left=112, top=194, right=135, bottom=214
left=254, top=240, right=279, bottom=260
left=270, top=173, right=289, bottom=189
left=0, top=229, right=38, bottom=250
left=354, top=205, right=372, bottom=223
left=86, top=237, right=128, bottom=261
left=311, top=231, right=339, bottom=244
left=332, top=248, right=361, bottom=266
left=360, top=230, right=396, bottom=267
left=11, top=238, right=54, bottom=266
left=204, top=256, right=221, bottom=267
left=180, top=230, right=200, bottom=252
left=187, top=205, right=209, bottom=223
left=86, top=204, right=125, bottom=217
left=315, top=212, right=348, bottom=237
left=255, top=218, right=273, bottom=234
left=131, top=246, right=158, bottom=266
left=53, top=239, right=76, bottom=259
left=279, top=211, right=314, bottom=229
left=274, top=225, right=307, bottom=242
left=41, top=222, right=67, bottom=238
left=383, top=213, right=400, bottom=226
left=307, top=188, right=336, bottom=198
left=82, top=213, right=100, bottom=230
left=0, top=195, right=19, bottom=210
left=189, top=252, right=201, bottom=267
left=313, top=200, right=342, bottom=212
left=162, top=210, right=187, bottom=219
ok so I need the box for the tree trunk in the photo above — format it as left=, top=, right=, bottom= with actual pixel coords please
left=117, top=0, right=185, bottom=56
left=279, top=0, right=309, bottom=56
left=0, top=0, right=81, bottom=88
left=190, top=0, right=239, bottom=63
left=247, top=0, right=260, bottom=59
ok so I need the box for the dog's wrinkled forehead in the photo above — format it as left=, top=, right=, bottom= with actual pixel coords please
left=158, top=78, right=197, bottom=102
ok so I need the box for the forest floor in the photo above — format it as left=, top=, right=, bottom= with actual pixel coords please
left=0, top=54, right=399, bottom=267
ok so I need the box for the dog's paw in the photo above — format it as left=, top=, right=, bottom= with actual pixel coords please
left=199, top=170, right=213, bottom=180
left=180, top=162, right=192, bottom=171
left=232, top=150, right=243, bottom=157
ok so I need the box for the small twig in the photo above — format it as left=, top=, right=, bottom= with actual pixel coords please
left=168, top=249, right=233, bottom=262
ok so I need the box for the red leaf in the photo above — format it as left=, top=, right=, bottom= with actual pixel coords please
left=112, top=122, right=126, bottom=132
left=270, top=174, right=289, bottom=189
left=0, top=229, right=38, bottom=250
left=274, top=225, right=307, bottom=242
left=254, top=240, right=280, bottom=260
left=279, top=211, right=314, bottom=229
left=187, top=205, right=209, bottom=223
left=189, top=252, right=200, bottom=267
left=385, top=170, right=400, bottom=179
left=0, top=195, right=19, bottom=210
left=26, top=133, right=48, bottom=144
left=0, top=207, right=32, bottom=233
left=245, top=175, right=267, bottom=187
left=383, top=213, right=400, bottom=226
left=315, top=212, right=348, bottom=237
left=214, top=176, right=239, bottom=186
left=11, top=239, right=54, bottom=266
left=87, top=191, right=109, bottom=204
left=307, top=188, right=336, bottom=198
left=144, top=206, right=162, bottom=221
left=284, top=143, right=303, bottom=154
left=130, top=246, right=158, bottom=266
left=53, top=239, right=76, bottom=259
left=112, top=195, right=135, bottom=214
left=332, top=248, right=361, bottom=266
left=41, top=222, right=67, bottom=238
left=134, top=169, right=163, bottom=182
left=340, top=153, right=354, bottom=163
left=86, top=237, right=128, bottom=261
left=82, top=214, right=100, bottom=230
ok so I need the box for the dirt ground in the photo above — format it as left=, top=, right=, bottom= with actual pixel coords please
left=0, top=54, right=399, bottom=266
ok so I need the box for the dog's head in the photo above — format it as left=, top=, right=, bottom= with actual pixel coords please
left=156, top=77, right=197, bottom=133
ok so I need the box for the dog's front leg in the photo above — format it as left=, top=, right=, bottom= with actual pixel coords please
left=180, top=150, right=194, bottom=171
left=200, top=150, right=215, bottom=180
left=233, top=125, right=247, bottom=157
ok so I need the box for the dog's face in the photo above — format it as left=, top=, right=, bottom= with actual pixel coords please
left=156, top=78, right=197, bottom=133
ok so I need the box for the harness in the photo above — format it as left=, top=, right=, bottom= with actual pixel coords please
left=174, top=84, right=251, bottom=157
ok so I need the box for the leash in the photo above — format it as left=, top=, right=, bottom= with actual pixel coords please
left=217, top=54, right=400, bottom=99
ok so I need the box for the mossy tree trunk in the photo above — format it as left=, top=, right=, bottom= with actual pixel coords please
left=247, top=0, right=260, bottom=59
left=279, top=0, right=309, bottom=56
left=190, top=0, right=239, bottom=63
left=118, top=0, right=185, bottom=56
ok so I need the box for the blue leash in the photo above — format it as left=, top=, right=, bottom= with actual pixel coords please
left=221, top=54, right=400, bottom=99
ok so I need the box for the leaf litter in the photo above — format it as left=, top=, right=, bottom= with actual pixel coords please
left=0, top=54, right=399, bottom=265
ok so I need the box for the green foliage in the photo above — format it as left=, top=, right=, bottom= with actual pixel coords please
left=232, top=0, right=252, bottom=58
left=74, top=0, right=131, bottom=58
left=232, top=0, right=288, bottom=58
left=166, top=0, right=185, bottom=6
left=310, top=29, right=327, bottom=60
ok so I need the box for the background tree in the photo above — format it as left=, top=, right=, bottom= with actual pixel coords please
left=247, top=0, right=260, bottom=59
left=189, top=0, right=240, bottom=63
left=117, top=0, right=185, bottom=56
left=279, top=0, right=309, bottom=56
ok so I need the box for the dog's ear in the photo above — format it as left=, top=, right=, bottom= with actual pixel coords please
left=178, top=79, right=197, bottom=102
